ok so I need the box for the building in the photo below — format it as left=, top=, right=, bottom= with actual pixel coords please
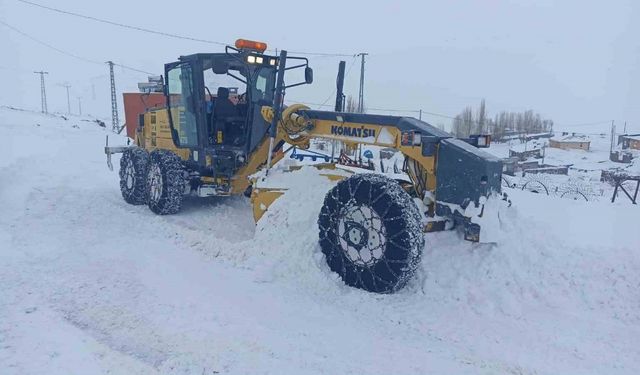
left=502, top=158, right=568, bottom=176
left=549, top=133, right=590, bottom=151
left=524, top=132, right=553, bottom=141
left=508, top=148, right=542, bottom=161
left=618, top=134, right=640, bottom=150
left=508, top=139, right=544, bottom=161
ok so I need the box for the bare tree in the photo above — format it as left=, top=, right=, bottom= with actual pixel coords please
left=452, top=99, right=554, bottom=141
left=476, top=99, right=486, bottom=134
left=345, top=95, right=358, bottom=113
left=452, top=115, right=464, bottom=137
left=461, top=107, right=474, bottom=137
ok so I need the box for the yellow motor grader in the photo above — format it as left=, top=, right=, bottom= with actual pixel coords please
left=105, top=39, right=503, bottom=293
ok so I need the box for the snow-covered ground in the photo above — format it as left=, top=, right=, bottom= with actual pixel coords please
left=486, top=133, right=640, bottom=203
left=487, top=133, right=640, bottom=173
left=1, top=106, right=639, bottom=374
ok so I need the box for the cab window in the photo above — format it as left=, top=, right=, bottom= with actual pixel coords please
left=167, top=63, right=198, bottom=147
left=252, top=68, right=275, bottom=103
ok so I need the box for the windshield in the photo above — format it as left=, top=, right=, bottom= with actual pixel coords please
left=202, top=62, right=275, bottom=105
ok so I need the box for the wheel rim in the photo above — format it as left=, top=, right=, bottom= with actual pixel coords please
left=148, top=164, right=163, bottom=203
left=337, top=204, right=386, bottom=267
left=124, top=159, right=135, bottom=190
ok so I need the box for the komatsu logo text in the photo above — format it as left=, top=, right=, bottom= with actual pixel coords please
left=330, top=125, right=376, bottom=138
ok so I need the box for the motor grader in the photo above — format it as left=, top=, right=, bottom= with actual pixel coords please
left=105, top=39, right=503, bottom=293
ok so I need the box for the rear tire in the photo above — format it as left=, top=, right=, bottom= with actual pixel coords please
left=146, top=150, right=185, bottom=215
left=119, top=148, right=149, bottom=205
left=318, top=173, right=424, bottom=293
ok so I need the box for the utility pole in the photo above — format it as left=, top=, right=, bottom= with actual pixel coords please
left=357, top=53, right=368, bottom=114
left=34, top=71, right=48, bottom=113
left=609, top=120, right=616, bottom=153
left=59, top=83, right=71, bottom=115
left=77, top=96, right=82, bottom=116
left=623, top=121, right=627, bottom=134
left=419, top=109, right=422, bottom=121
left=107, top=61, right=119, bottom=132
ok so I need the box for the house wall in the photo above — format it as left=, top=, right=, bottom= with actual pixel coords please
left=629, top=139, right=640, bottom=150
left=508, top=148, right=541, bottom=161
left=549, top=139, right=590, bottom=150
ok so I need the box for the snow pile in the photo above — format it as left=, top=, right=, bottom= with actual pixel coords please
left=1, top=106, right=639, bottom=374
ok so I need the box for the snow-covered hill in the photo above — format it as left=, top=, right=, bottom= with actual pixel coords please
left=1, top=106, right=639, bottom=374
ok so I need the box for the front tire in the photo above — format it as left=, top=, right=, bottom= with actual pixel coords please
left=119, top=148, right=149, bottom=205
left=146, top=150, right=185, bottom=215
left=318, top=174, right=424, bottom=293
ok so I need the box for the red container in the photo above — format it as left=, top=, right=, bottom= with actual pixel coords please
left=122, top=93, right=166, bottom=139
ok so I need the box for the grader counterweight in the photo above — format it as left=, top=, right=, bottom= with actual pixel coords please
left=105, top=39, right=504, bottom=293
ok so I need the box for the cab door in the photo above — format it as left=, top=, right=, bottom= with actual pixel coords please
left=165, top=61, right=206, bottom=163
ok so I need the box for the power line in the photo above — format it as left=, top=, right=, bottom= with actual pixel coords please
left=0, top=18, right=101, bottom=65
left=287, top=50, right=355, bottom=58
left=114, top=63, right=154, bottom=76
left=367, top=106, right=421, bottom=114
left=16, top=0, right=356, bottom=58
left=315, top=56, right=358, bottom=109
left=554, top=120, right=613, bottom=128
left=0, top=18, right=155, bottom=75
left=16, top=0, right=226, bottom=46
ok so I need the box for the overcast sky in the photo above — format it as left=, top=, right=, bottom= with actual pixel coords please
left=1, top=0, right=638, bottom=132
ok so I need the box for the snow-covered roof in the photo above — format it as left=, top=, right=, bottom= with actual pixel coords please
left=509, top=143, right=543, bottom=153
left=550, top=134, right=590, bottom=143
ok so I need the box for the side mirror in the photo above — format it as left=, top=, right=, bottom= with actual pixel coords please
left=212, top=60, right=229, bottom=75
left=305, top=67, right=313, bottom=84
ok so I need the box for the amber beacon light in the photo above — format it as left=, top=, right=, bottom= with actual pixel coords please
left=235, top=39, right=267, bottom=53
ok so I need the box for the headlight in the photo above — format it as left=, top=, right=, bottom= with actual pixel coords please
left=256, top=56, right=264, bottom=64
left=269, top=58, right=277, bottom=66
left=247, top=55, right=256, bottom=64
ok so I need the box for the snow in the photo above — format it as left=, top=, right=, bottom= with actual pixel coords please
left=376, top=127, right=394, bottom=145
left=1, top=106, right=640, bottom=374
left=550, top=134, right=591, bottom=142
left=490, top=134, right=640, bottom=175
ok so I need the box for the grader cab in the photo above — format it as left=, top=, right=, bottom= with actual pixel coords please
left=106, top=39, right=505, bottom=293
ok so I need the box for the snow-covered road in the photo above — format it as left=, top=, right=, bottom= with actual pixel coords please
left=1, top=107, right=639, bottom=374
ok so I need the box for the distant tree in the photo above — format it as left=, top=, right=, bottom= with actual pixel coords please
left=464, top=107, right=474, bottom=136
left=476, top=99, right=486, bottom=134
left=452, top=115, right=464, bottom=137
left=345, top=95, right=358, bottom=113
left=452, top=99, right=554, bottom=141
